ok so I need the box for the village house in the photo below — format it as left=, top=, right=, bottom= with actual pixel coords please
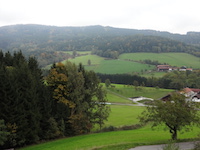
left=157, top=65, right=171, bottom=71
left=160, top=87, right=200, bottom=102
left=157, top=65, right=193, bottom=72
left=180, top=87, right=200, bottom=102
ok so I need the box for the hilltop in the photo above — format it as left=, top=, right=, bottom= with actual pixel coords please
left=0, top=24, right=200, bottom=67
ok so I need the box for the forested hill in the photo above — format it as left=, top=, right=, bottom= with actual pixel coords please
left=0, top=24, right=200, bottom=66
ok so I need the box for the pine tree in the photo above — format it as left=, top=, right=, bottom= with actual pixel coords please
left=0, top=51, right=52, bottom=147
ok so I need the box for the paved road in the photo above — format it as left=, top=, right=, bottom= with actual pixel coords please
left=129, top=141, right=198, bottom=150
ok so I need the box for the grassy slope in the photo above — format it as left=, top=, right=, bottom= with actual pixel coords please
left=104, top=105, right=144, bottom=127
left=20, top=125, right=200, bottom=150
left=88, top=59, right=154, bottom=74
left=19, top=85, right=187, bottom=150
left=63, top=52, right=200, bottom=75
left=106, top=84, right=173, bottom=100
left=119, top=53, right=200, bottom=69
left=65, top=55, right=155, bottom=74
left=62, top=54, right=104, bottom=66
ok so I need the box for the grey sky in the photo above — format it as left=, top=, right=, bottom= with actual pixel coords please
left=0, top=0, right=200, bottom=34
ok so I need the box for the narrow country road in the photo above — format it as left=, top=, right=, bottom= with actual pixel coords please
left=129, top=141, right=198, bottom=150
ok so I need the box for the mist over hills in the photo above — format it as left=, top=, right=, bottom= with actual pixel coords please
left=0, top=24, right=200, bottom=67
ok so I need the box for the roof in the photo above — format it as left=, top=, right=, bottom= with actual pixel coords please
left=191, top=88, right=200, bottom=93
left=183, top=87, right=193, bottom=93
left=181, top=88, right=200, bottom=93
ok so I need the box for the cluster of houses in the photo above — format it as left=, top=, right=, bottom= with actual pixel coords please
left=180, top=87, right=200, bottom=102
left=157, top=65, right=193, bottom=72
left=160, top=87, right=200, bottom=102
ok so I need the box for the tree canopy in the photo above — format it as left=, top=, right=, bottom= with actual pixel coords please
left=138, top=93, right=200, bottom=140
left=0, top=51, right=110, bottom=149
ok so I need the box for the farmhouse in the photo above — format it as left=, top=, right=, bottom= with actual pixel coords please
left=157, top=65, right=171, bottom=71
left=160, top=88, right=200, bottom=102
left=180, top=87, right=200, bottom=102
left=157, top=65, right=193, bottom=72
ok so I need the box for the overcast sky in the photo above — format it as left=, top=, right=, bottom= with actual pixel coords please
left=0, top=0, right=200, bottom=34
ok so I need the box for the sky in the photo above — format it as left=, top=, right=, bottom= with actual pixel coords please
left=0, top=0, right=200, bottom=34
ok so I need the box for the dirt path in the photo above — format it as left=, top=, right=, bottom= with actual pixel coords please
left=129, top=141, right=198, bottom=150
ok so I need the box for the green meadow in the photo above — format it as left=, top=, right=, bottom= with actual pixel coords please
left=64, top=54, right=154, bottom=74
left=86, top=59, right=154, bottom=74
left=119, top=52, right=200, bottom=69
left=18, top=85, right=200, bottom=150
left=20, top=107, right=200, bottom=150
left=105, top=84, right=174, bottom=100
left=62, top=52, right=200, bottom=75
left=62, top=54, right=104, bottom=66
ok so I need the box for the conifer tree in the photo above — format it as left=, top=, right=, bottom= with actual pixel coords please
left=0, top=51, right=52, bottom=148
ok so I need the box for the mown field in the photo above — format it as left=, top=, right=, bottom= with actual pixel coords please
left=62, top=52, right=200, bottom=76
left=119, top=52, right=200, bottom=69
left=19, top=85, right=200, bottom=150
left=20, top=125, right=200, bottom=150
left=105, top=83, right=174, bottom=100
left=63, top=54, right=154, bottom=74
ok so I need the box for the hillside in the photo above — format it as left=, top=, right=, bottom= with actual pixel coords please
left=0, top=24, right=200, bottom=67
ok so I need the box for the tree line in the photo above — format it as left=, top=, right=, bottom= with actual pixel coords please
left=98, top=70, right=200, bottom=90
left=1, top=25, right=200, bottom=67
left=0, top=51, right=110, bottom=149
left=92, top=35, right=200, bottom=58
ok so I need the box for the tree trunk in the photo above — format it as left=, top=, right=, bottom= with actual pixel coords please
left=170, top=128, right=177, bottom=140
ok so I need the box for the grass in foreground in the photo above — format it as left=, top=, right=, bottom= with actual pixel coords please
left=103, top=105, right=144, bottom=128
left=20, top=124, right=200, bottom=150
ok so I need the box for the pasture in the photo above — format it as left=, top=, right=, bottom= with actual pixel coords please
left=20, top=108, right=200, bottom=150
left=18, top=85, right=197, bottom=150
left=87, top=59, right=154, bottom=74
left=65, top=54, right=155, bottom=74
left=63, top=52, right=200, bottom=75
left=105, top=84, right=174, bottom=100
left=119, top=52, right=200, bottom=69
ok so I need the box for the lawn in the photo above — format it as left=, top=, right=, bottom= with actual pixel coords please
left=103, top=105, right=144, bottom=128
left=86, top=59, right=154, bottom=74
left=65, top=54, right=155, bottom=74
left=20, top=124, right=200, bottom=150
left=46, top=52, right=200, bottom=75
left=62, top=54, right=104, bottom=66
left=119, top=53, right=200, bottom=69
left=106, top=84, right=174, bottom=100
left=106, top=91, right=133, bottom=104
left=19, top=85, right=183, bottom=150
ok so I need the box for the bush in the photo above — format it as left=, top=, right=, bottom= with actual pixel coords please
left=101, top=126, right=117, bottom=132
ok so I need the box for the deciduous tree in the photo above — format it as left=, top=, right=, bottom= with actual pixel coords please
left=138, top=93, right=200, bottom=140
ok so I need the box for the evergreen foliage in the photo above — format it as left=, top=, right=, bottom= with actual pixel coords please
left=0, top=51, right=109, bottom=148
left=0, top=119, right=9, bottom=146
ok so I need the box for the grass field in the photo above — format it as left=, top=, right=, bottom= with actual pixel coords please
left=20, top=121, right=200, bottom=150
left=65, top=55, right=155, bottom=74
left=18, top=85, right=186, bottom=150
left=103, top=105, right=144, bottom=128
left=105, top=84, right=174, bottom=100
left=62, top=54, right=104, bottom=66
left=86, top=59, right=154, bottom=74
left=62, top=52, right=200, bottom=75
left=119, top=52, right=200, bottom=69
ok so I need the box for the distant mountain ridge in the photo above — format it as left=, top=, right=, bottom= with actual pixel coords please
left=0, top=24, right=200, bottom=67
left=1, top=24, right=200, bottom=48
